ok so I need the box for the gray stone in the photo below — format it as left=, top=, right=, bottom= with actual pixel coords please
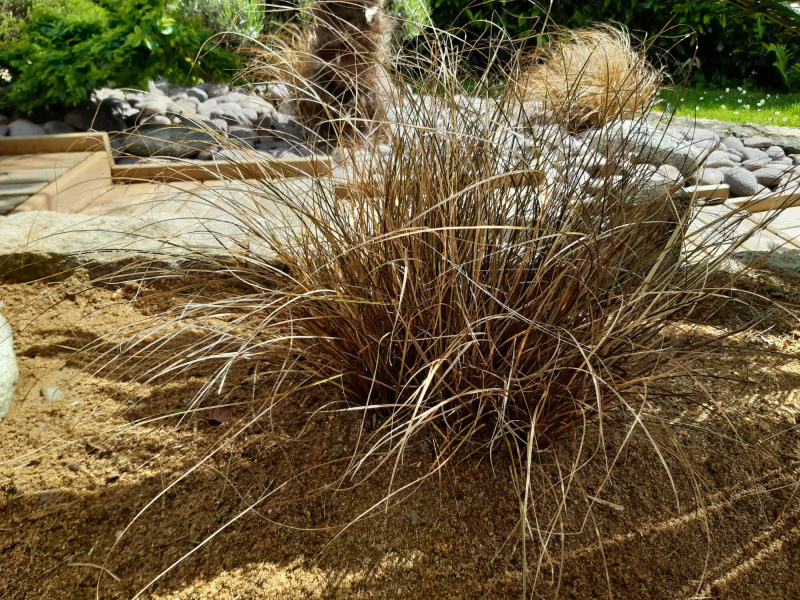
left=93, top=88, right=125, bottom=103
left=656, top=164, right=682, bottom=181
left=121, top=124, right=217, bottom=158
left=704, top=150, right=735, bottom=168
left=587, top=120, right=702, bottom=176
left=64, top=109, right=123, bottom=132
left=723, top=168, right=761, bottom=196
left=752, top=167, right=784, bottom=187
left=688, top=137, right=718, bottom=158
left=790, top=154, right=800, bottom=166
left=727, top=152, right=741, bottom=163
left=210, top=119, right=228, bottom=133
left=0, top=312, right=18, bottom=422
left=695, top=168, right=724, bottom=186
left=228, top=125, right=257, bottom=146
left=742, top=158, right=771, bottom=171
left=766, top=145, right=785, bottom=159
left=137, top=114, right=172, bottom=126
left=199, top=82, right=230, bottom=98
left=210, top=102, right=246, bottom=123
left=9, top=119, right=46, bottom=137
left=222, top=91, right=251, bottom=103
left=743, top=136, right=772, bottom=149
left=721, top=135, right=744, bottom=151
left=0, top=125, right=8, bottom=137
left=237, top=106, right=259, bottom=124
left=267, top=82, right=291, bottom=103
left=197, top=99, right=218, bottom=112
left=740, top=147, right=769, bottom=161
left=40, top=386, right=63, bottom=403
left=138, top=98, right=171, bottom=115
left=43, top=120, right=76, bottom=135
left=254, top=139, right=293, bottom=154
left=683, top=127, right=719, bottom=144
left=766, top=162, right=794, bottom=173
left=186, top=87, right=208, bottom=102
left=774, top=156, right=793, bottom=165
left=67, top=462, right=80, bottom=472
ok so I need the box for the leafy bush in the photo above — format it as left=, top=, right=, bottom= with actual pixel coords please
left=173, top=0, right=266, bottom=48
left=0, top=0, right=240, bottom=113
left=430, top=0, right=800, bottom=88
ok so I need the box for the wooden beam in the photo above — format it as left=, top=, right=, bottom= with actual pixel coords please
left=0, top=132, right=110, bottom=156
left=0, top=181, right=48, bottom=197
left=0, top=167, right=71, bottom=185
left=729, top=188, right=800, bottom=213
left=685, top=184, right=730, bottom=202
left=111, top=156, right=333, bottom=183
left=16, top=153, right=113, bottom=212
left=0, top=153, right=88, bottom=169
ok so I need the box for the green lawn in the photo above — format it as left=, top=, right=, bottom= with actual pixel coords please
left=659, top=86, right=800, bottom=127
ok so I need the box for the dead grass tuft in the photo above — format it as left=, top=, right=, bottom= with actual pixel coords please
left=520, top=25, right=663, bottom=130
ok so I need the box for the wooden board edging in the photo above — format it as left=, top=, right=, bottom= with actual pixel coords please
left=111, top=156, right=333, bottom=183
left=0, top=132, right=111, bottom=155
left=729, top=189, right=800, bottom=213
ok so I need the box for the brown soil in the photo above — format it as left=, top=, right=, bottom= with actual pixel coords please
left=0, top=273, right=799, bottom=600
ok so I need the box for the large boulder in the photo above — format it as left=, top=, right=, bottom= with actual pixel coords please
left=0, top=311, right=18, bottom=422
left=586, top=119, right=703, bottom=176
left=121, top=123, right=219, bottom=158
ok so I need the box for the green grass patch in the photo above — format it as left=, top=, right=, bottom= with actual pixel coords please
left=659, top=86, right=800, bottom=127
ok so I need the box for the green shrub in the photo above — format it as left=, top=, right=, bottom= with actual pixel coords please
left=429, top=0, right=800, bottom=89
left=0, top=0, right=240, bottom=113
left=173, top=0, right=266, bottom=48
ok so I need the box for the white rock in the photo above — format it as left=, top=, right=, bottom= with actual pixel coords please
left=0, top=312, right=18, bottom=422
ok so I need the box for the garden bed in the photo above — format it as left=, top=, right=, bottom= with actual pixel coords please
left=0, top=275, right=798, bottom=599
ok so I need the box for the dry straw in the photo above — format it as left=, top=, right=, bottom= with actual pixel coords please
left=520, top=24, right=663, bottom=130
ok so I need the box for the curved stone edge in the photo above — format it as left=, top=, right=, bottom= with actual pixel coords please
left=0, top=312, right=19, bottom=423
left=651, top=115, right=800, bottom=154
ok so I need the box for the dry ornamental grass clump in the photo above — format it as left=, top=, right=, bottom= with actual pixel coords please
left=246, top=0, right=393, bottom=144
left=520, top=25, right=662, bottom=130
left=85, top=19, right=794, bottom=598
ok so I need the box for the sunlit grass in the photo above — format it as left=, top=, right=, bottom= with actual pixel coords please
left=659, top=86, right=800, bottom=127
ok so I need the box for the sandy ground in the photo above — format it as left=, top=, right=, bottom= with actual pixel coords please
left=0, top=272, right=799, bottom=600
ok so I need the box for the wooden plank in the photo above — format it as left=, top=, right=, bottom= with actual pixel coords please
left=0, top=153, right=87, bottom=169
left=111, top=156, right=333, bottom=183
left=0, top=167, right=70, bottom=185
left=81, top=181, right=204, bottom=216
left=15, top=153, right=113, bottom=212
left=729, top=188, right=800, bottom=213
left=0, top=181, right=48, bottom=197
left=685, top=184, right=729, bottom=202
left=0, top=196, right=29, bottom=215
left=0, top=132, right=110, bottom=156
